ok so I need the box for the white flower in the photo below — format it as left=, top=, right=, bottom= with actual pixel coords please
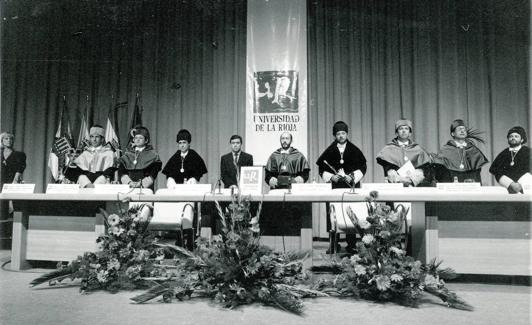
left=107, top=214, right=120, bottom=226
left=424, top=274, right=440, bottom=288
left=362, top=234, right=375, bottom=245
left=389, top=246, right=405, bottom=256
left=350, top=254, right=362, bottom=264
left=96, top=270, right=108, bottom=283
left=390, top=274, right=403, bottom=282
left=112, top=227, right=125, bottom=236
left=379, top=230, right=391, bottom=238
left=354, top=265, right=367, bottom=275
left=249, top=216, right=260, bottom=233
left=358, top=220, right=371, bottom=229
left=375, top=275, right=391, bottom=291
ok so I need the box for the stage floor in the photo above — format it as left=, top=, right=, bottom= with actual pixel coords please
left=1, top=247, right=531, bottom=325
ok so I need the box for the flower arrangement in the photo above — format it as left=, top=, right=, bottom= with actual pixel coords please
left=130, top=195, right=325, bottom=313
left=30, top=204, right=168, bottom=292
left=312, top=191, right=472, bottom=310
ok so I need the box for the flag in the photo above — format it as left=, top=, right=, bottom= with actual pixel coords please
left=48, top=97, right=75, bottom=181
left=105, top=113, right=121, bottom=155
left=76, top=114, right=90, bottom=151
left=128, top=93, right=143, bottom=147
left=76, top=96, right=90, bottom=151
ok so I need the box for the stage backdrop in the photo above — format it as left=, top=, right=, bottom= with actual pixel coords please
left=246, top=0, right=308, bottom=165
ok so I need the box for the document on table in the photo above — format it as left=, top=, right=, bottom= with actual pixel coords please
left=397, top=161, right=415, bottom=178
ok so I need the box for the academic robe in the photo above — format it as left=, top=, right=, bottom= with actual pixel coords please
left=434, top=140, right=488, bottom=183
left=265, top=147, right=310, bottom=188
left=376, top=138, right=433, bottom=186
left=316, top=140, right=367, bottom=189
left=118, top=146, right=162, bottom=188
left=65, top=146, right=116, bottom=183
left=162, top=149, right=208, bottom=183
left=489, top=146, right=531, bottom=183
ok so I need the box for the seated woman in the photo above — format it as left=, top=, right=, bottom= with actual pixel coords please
left=117, top=126, right=162, bottom=191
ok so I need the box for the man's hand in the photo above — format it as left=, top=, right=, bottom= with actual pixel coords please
left=508, top=182, right=523, bottom=194
left=269, top=177, right=278, bottom=188
left=330, top=174, right=341, bottom=183
left=387, top=170, right=400, bottom=183
left=129, top=181, right=141, bottom=188
left=399, top=177, right=413, bottom=187
left=186, top=178, right=198, bottom=185
left=343, top=174, right=353, bottom=184
left=294, top=176, right=304, bottom=183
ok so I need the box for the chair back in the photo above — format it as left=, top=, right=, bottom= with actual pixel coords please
left=151, top=188, right=194, bottom=230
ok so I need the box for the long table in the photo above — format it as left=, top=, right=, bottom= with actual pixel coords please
left=2, top=187, right=531, bottom=274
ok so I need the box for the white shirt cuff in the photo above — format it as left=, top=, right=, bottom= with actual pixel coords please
left=498, top=175, right=514, bottom=188
left=352, top=170, right=364, bottom=184
left=322, top=171, right=334, bottom=183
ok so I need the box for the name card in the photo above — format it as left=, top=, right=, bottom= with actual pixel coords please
left=436, top=182, right=481, bottom=192
left=94, top=184, right=130, bottom=194
left=239, top=166, right=264, bottom=195
left=46, top=184, right=80, bottom=194
left=171, top=184, right=212, bottom=194
left=362, top=183, right=404, bottom=190
left=1, top=183, right=35, bottom=194
left=291, top=183, right=331, bottom=193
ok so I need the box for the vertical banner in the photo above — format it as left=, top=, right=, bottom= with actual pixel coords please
left=246, top=0, right=308, bottom=165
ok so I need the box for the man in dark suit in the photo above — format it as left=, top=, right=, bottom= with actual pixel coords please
left=220, top=135, right=253, bottom=188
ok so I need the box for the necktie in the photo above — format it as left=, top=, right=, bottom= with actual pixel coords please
left=234, top=154, right=240, bottom=181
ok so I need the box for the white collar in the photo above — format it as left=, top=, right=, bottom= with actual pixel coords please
left=398, top=140, right=409, bottom=147
left=454, top=141, right=467, bottom=148
left=135, top=146, right=145, bottom=152
left=280, top=148, right=290, bottom=154
left=181, top=151, right=189, bottom=158
left=509, top=145, right=522, bottom=152
left=88, top=145, right=103, bottom=152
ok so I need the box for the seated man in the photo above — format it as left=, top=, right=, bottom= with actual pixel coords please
left=490, top=126, right=531, bottom=194
left=265, top=132, right=310, bottom=189
left=162, top=129, right=208, bottom=186
left=376, top=119, right=433, bottom=186
left=220, top=135, right=253, bottom=188
left=262, top=132, right=311, bottom=238
left=118, top=126, right=162, bottom=190
left=161, top=129, right=208, bottom=250
left=316, top=121, right=367, bottom=254
left=434, top=119, right=488, bottom=183
left=65, top=125, right=116, bottom=188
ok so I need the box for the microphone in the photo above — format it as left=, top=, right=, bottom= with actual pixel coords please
left=214, top=179, right=222, bottom=194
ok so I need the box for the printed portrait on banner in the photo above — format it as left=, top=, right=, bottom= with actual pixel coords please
left=253, top=71, right=298, bottom=113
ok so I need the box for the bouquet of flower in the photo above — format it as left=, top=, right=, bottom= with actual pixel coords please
left=312, top=191, right=472, bottom=310
left=131, top=194, right=325, bottom=314
left=30, top=204, right=168, bottom=293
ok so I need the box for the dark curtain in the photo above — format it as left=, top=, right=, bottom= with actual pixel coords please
left=308, top=0, right=529, bottom=184
left=1, top=0, right=247, bottom=191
